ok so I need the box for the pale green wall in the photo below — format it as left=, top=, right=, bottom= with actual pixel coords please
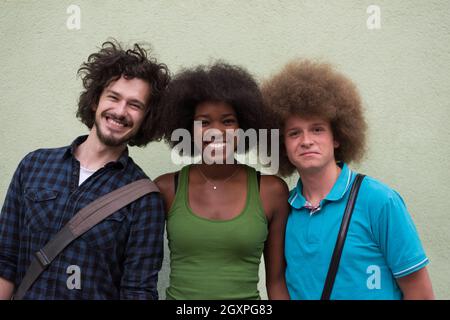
left=1, top=0, right=449, bottom=299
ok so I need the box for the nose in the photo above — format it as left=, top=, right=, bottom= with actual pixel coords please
left=211, top=121, right=230, bottom=137
left=211, top=121, right=226, bottom=132
left=202, top=122, right=230, bottom=143
left=115, top=99, right=127, bottom=116
left=301, top=132, right=314, bottom=147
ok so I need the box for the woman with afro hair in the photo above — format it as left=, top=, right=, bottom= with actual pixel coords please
left=155, top=62, right=290, bottom=300
left=261, top=59, right=434, bottom=300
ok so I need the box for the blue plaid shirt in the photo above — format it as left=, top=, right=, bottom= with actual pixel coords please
left=0, top=136, right=165, bottom=300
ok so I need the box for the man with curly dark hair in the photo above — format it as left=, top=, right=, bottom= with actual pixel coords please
left=0, top=40, right=170, bottom=299
left=155, top=62, right=290, bottom=300
left=261, top=59, right=434, bottom=300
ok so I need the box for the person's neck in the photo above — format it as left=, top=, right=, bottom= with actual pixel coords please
left=194, top=161, right=241, bottom=180
left=299, top=162, right=341, bottom=207
left=74, top=130, right=126, bottom=171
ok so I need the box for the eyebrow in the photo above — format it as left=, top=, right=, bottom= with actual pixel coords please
left=285, top=123, right=327, bottom=130
left=221, top=113, right=237, bottom=118
left=106, top=90, right=146, bottom=109
left=194, top=113, right=237, bottom=118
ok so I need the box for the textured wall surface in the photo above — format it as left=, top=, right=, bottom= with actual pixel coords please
left=1, top=0, right=449, bottom=299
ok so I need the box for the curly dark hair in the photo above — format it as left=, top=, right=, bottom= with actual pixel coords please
left=77, top=40, right=170, bottom=146
left=261, top=59, right=367, bottom=177
left=159, top=62, right=267, bottom=154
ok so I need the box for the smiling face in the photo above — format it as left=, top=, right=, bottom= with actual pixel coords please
left=92, top=76, right=151, bottom=147
left=193, top=101, right=239, bottom=164
left=284, top=115, right=339, bottom=174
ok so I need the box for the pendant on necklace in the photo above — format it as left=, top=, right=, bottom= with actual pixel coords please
left=213, top=186, right=217, bottom=190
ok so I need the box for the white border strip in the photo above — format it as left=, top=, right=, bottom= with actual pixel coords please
left=393, top=258, right=429, bottom=277
left=289, top=193, right=299, bottom=206
left=339, top=169, right=353, bottom=198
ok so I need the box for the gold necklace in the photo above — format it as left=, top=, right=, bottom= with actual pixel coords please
left=197, top=166, right=241, bottom=190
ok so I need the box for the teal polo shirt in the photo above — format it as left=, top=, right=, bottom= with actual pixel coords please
left=285, top=163, right=429, bottom=300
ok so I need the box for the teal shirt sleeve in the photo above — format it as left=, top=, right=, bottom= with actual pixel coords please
left=371, top=188, right=429, bottom=278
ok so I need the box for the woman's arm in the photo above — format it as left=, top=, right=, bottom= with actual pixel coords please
left=0, top=277, right=14, bottom=300
left=154, top=172, right=177, bottom=214
left=260, top=175, right=291, bottom=300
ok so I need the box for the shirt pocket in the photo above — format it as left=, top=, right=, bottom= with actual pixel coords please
left=79, top=210, right=127, bottom=250
left=24, top=188, right=59, bottom=233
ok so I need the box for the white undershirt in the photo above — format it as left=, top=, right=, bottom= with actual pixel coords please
left=79, top=166, right=97, bottom=186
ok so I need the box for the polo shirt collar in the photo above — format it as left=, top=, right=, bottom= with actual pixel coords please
left=288, top=162, right=354, bottom=210
left=324, top=162, right=353, bottom=201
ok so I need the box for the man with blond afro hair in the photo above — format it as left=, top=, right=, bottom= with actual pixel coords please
left=261, top=59, right=434, bottom=300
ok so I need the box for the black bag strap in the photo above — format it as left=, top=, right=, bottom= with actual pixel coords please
left=13, top=179, right=159, bottom=300
left=321, top=173, right=365, bottom=300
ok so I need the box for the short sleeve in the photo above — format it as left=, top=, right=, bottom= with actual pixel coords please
left=372, top=190, right=429, bottom=278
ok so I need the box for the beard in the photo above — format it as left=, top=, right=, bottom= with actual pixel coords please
left=94, top=112, right=135, bottom=147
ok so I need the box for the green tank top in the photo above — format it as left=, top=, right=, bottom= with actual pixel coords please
left=166, top=165, right=268, bottom=300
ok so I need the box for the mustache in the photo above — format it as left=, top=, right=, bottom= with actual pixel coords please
left=102, top=111, right=132, bottom=127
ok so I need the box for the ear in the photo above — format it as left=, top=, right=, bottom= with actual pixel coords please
left=334, top=140, right=340, bottom=149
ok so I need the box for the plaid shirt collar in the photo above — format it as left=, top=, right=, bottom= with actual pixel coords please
left=62, top=135, right=129, bottom=169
